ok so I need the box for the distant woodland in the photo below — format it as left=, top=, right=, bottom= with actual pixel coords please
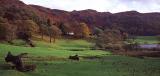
left=0, top=0, right=160, bottom=44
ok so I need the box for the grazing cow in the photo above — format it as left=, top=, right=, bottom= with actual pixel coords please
left=5, top=52, right=24, bottom=71
left=69, top=54, right=79, bottom=61
left=5, top=52, right=36, bottom=72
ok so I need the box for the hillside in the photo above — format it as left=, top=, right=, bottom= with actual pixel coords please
left=0, top=0, right=160, bottom=36
left=30, top=5, right=160, bottom=35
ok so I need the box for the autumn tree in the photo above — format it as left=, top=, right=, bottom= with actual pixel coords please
left=0, top=18, right=16, bottom=42
left=79, top=23, right=91, bottom=38
left=4, top=23, right=17, bottom=42
left=33, top=17, right=47, bottom=39
left=93, top=27, right=103, bottom=36
left=59, top=22, right=72, bottom=36
left=15, top=20, right=38, bottom=41
left=95, top=29, right=125, bottom=50
left=46, top=19, right=61, bottom=43
left=46, top=19, right=52, bottom=43
left=39, top=24, right=47, bottom=39
left=0, top=23, right=16, bottom=42
left=49, top=25, right=61, bottom=43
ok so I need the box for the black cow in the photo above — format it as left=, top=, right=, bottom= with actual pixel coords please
left=5, top=52, right=36, bottom=72
left=69, top=54, right=79, bottom=61
left=5, top=52, right=24, bottom=71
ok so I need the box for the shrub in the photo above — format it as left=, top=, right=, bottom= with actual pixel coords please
left=95, top=29, right=125, bottom=50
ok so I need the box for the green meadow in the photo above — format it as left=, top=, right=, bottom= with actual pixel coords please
left=0, top=39, right=110, bottom=58
left=0, top=37, right=160, bottom=76
left=0, top=56, right=160, bottom=76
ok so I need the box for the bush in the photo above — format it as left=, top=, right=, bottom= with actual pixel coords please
left=95, top=29, right=125, bottom=50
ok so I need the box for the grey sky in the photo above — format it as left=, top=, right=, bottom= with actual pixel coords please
left=20, top=0, right=160, bottom=13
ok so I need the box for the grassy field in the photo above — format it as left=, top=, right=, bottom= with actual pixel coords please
left=0, top=56, right=160, bottom=76
left=134, top=36, right=159, bottom=44
left=0, top=39, right=110, bottom=58
left=0, top=38, right=160, bottom=76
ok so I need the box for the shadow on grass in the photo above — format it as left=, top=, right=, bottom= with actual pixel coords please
left=0, top=64, right=15, bottom=70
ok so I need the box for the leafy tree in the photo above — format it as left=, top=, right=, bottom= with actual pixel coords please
left=95, top=29, right=125, bottom=50
left=93, top=27, right=103, bottom=36
left=80, top=23, right=91, bottom=38
left=59, top=22, right=72, bottom=36
left=46, top=19, right=52, bottom=43
left=46, top=19, right=61, bottom=43
left=0, top=18, right=16, bottom=41
left=48, top=25, right=61, bottom=43
left=33, top=16, right=47, bottom=39
left=15, top=20, right=39, bottom=41
left=39, top=24, right=47, bottom=39
left=5, top=23, right=17, bottom=42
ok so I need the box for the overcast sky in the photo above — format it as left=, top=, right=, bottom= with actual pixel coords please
left=20, top=0, right=160, bottom=13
